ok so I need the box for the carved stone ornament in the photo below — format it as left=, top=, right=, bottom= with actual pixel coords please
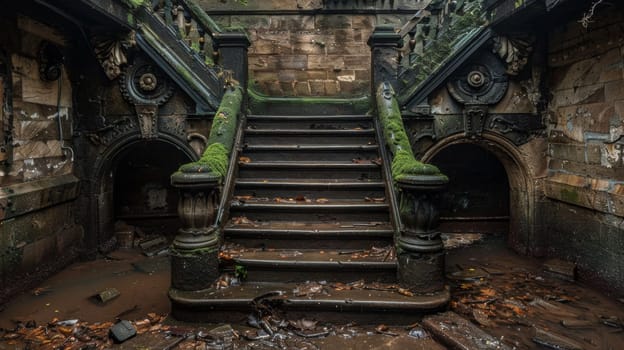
left=492, top=36, right=533, bottom=76
left=120, top=58, right=174, bottom=105
left=447, top=51, right=508, bottom=105
left=134, top=104, right=159, bottom=139
left=93, top=32, right=136, bottom=80
left=464, top=104, right=488, bottom=137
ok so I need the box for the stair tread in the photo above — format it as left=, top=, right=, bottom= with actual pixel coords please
left=229, top=248, right=396, bottom=266
left=170, top=282, right=450, bottom=311
left=225, top=220, right=393, bottom=233
left=230, top=201, right=389, bottom=209
left=247, top=114, right=371, bottom=120
left=238, top=161, right=380, bottom=168
left=245, top=128, right=375, bottom=134
left=235, top=179, right=384, bottom=186
left=243, top=144, right=378, bottom=150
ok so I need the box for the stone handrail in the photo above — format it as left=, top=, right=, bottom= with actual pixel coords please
left=375, top=82, right=449, bottom=294
left=169, top=86, right=243, bottom=291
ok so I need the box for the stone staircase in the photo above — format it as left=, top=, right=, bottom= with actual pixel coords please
left=170, top=112, right=450, bottom=323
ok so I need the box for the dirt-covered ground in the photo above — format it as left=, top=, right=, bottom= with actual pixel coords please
left=1, top=234, right=623, bottom=349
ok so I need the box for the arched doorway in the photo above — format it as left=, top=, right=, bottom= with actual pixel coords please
left=113, top=141, right=193, bottom=236
left=422, top=132, right=535, bottom=254
left=87, top=135, right=197, bottom=253
left=429, top=143, right=510, bottom=235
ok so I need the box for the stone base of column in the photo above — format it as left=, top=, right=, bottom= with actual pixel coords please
left=171, top=246, right=219, bottom=291
left=397, top=250, right=445, bottom=294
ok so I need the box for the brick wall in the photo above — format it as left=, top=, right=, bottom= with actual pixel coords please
left=545, top=6, right=624, bottom=291
left=200, top=0, right=424, bottom=96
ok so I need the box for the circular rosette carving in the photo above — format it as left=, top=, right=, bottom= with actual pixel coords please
left=120, top=58, right=174, bottom=105
left=446, top=51, right=508, bottom=105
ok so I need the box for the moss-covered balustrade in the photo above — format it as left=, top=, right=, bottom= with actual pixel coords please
left=375, top=82, right=449, bottom=293
left=170, top=86, right=243, bottom=291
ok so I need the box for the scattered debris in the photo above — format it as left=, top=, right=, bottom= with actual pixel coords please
left=542, top=259, right=576, bottom=282
left=560, top=319, right=594, bottom=329
left=532, top=326, right=584, bottom=350
left=364, top=196, right=385, bottom=202
left=423, top=311, right=513, bottom=350
left=138, top=236, right=169, bottom=257
left=239, top=156, right=252, bottom=163
left=293, top=281, right=326, bottom=297
left=91, top=287, right=120, bottom=304
left=110, top=320, right=137, bottom=343
left=230, top=216, right=258, bottom=227
left=442, top=233, right=484, bottom=249
left=31, top=286, right=52, bottom=296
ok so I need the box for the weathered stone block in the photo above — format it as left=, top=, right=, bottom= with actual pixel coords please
left=294, top=81, right=311, bottom=96
left=315, top=15, right=352, bottom=29
left=309, top=80, right=325, bottom=95
left=605, top=79, right=624, bottom=101
left=550, top=84, right=605, bottom=108
left=324, top=80, right=339, bottom=95
left=352, top=15, right=374, bottom=29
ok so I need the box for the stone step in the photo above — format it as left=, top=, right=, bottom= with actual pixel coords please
left=229, top=200, right=390, bottom=222
left=244, top=128, right=376, bottom=145
left=224, top=221, right=394, bottom=249
left=227, top=248, right=396, bottom=282
left=236, top=161, right=382, bottom=180
left=233, top=178, right=386, bottom=200
left=170, top=282, right=450, bottom=324
left=240, top=144, right=379, bottom=162
left=246, top=114, right=373, bottom=130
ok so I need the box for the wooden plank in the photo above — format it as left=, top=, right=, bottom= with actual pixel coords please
left=11, top=54, right=72, bottom=107
left=423, top=311, right=512, bottom=350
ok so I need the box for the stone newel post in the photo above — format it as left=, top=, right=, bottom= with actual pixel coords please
left=367, top=25, right=401, bottom=93
left=215, top=31, right=251, bottom=90
left=396, top=174, right=448, bottom=293
left=170, top=171, right=221, bottom=291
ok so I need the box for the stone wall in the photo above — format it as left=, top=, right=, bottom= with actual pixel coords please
left=545, top=6, right=624, bottom=291
left=200, top=0, right=425, bottom=97
left=0, top=14, right=82, bottom=296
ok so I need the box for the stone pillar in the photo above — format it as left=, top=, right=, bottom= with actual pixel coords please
left=170, top=171, right=221, bottom=291
left=215, top=31, right=251, bottom=90
left=396, top=174, right=448, bottom=293
left=367, top=25, right=401, bottom=94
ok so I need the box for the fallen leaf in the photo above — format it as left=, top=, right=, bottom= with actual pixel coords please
left=239, top=156, right=251, bottom=163
left=315, top=198, right=329, bottom=203
left=397, top=288, right=414, bottom=297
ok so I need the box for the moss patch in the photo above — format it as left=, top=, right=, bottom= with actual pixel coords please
left=391, top=149, right=446, bottom=181
left=376, top=84, right=445, bottom=181
left=121, top=0, right=145, bottom=10
left=177, top=87, right=243, bottom=177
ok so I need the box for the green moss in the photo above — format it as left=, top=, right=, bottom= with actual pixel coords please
left=177, top=87, right=243, bottom=177
left=121, top=0, right=145, bottom=9
left=391, top=149, right=445, bottom=181
left=560, top=188, right=580, bottom=205
left=376, top=84, right=445, bottom=180
left=410, top=0, right=486, bottom=88
left=179, top=143, right=228, bottom=177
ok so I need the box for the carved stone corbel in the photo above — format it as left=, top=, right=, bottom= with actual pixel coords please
left=464, top=104, right=488, bottom=137
left=134, top=104, right=159, bottom=139
left=92, top=32, right=136, bottom=80
left=492, top=36, right=533, bottom=76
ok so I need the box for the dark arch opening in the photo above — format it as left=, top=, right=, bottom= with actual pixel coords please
left=112, top=140, right=193, bottom=239
left=429, top=143, right=510, bottom=235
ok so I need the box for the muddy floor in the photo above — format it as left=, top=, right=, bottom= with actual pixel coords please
left=1, top=234, right=623, bottom=349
